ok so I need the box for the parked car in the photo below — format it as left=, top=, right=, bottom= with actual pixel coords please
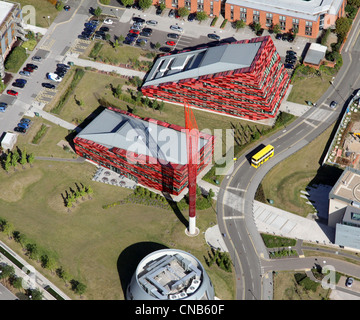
left=42, top=83, right=56, bottom=89
left=26, top=63, right=38, bottom=70
left=168, top=9, right=175, bottom=18
left=12, top=82, right=25, bottom=88
left=133, top=17, right=145, bottom=23
left=286, top=50, right=297, bottom=56
left=346, top=277, right=354, bottom=287
left=285, top=57, right=296, bottom=64
left=47, top=73, right=62, bottom=82
left=330, top=101, right=338, bottom=109
left=32, top=56, right=42, bottom=62
left=64, top=5, right=70, bottom=11
left=136, top=38, right=148, bottom=45
left=170, top=25, right=183, bottom=32
left=208, top=33, right=220, bottom=40
left=20, top=118, right=31, bottom=125
left=281, top=33, right=289, bottom=41
left=93, top=34, right=104, bottom=40
left=275, top=33, right=282, bottom=40
left=103, top=18, right=113, bottom=25
left=288, top=35, right=294, bottom=42
left=7, top=90, right=18, bottom=96
left=19, top=70, right=30, bottom=76
left=167, top=33, right=179, bottom=39
left=159, top=47, right=172, bottom=53
left=14, top=126, right=27, bottom=133
left=57, top=63, right=71, bottom=70
left=140, top=28, right=153, bottom=37
left=146, top=20, right=158, bottom=26
left=129, top=29, right=140, bottom=35
left=284, top=63, right=295, bottom=69
left=18, top=122, right=30, bottom=129
left=188, top=13, right=196, bottom=22
left=15, top=79, right=27, bottom=84
left=0, top=102, right=7, bottom=112
left=156, top=6, right=163, bottom=15
left=166, top=40, right=176, bottom=46
left=131, top=25, right=142, bottom=31
left=100, top=26, right=109, bottom=32
left=23, top=67, right=34, bottom=73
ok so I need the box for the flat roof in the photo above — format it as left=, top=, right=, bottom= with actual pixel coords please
left=330, top=167, right=360, bottom=205
left=304, top=43, right=327, bottom=65
left=225, top=0, right=344, bottom=21
left=76, top=108, right=208, bottom=165
left=136, top=250, right=203, bottom=300
left=143, top=41, right=261, bottom=87
left=0, top=1, right=15, bottom=25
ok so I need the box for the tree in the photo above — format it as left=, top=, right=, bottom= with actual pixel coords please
left=196, top=11, right=208, bottom=22
left=139, top=0, right=152, bottom=10
left=2, top=221, right=14, bottom=239
left=253, top=22, right=262, bottom=34
left=0, top=265, right=14, bottom=279
left=348, top=0, right=360, bottom=7
left=272, top=23, right=281, bottom=34
left=335, top=17, right=352, bottom=37
left=121, top=0, right=134, bottom=6
left=27, top=153, right=35, bottom=166
left=177, top=7, right=189, bottom=18
left=94, top=6, right=102, bottom=17
left=29, top=288, right=43, bottom=300
left=234, top=19, right=246, bottom=31
left=20, top=148, right=27, bottom=168
left=41, top=255, right=57, bottom=272
left=26, top=243, right=39, bottom=260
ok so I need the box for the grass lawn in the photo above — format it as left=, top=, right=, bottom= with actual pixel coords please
left=273, top=271, right=330, bottom=300
left=260, top=123, right=340, bottom=217
left=16, top=0, right=60, bottom=28
left=287, top=71, right=333, bottom=105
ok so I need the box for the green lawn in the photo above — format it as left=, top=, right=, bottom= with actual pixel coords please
left=260, top=124, right=339, bottom=217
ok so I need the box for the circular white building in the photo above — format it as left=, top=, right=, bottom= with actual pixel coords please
left=126, top=249, right=215, bottom=300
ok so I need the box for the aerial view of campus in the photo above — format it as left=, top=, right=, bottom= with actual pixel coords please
left=1, top=0, right=360, bottom=308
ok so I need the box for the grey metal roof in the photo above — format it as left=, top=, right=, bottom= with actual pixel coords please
left=225, top=0, right=344, bottom=21
left=76, top=108, right=208, bottom=165
left=303, top=43, right=327, bottom=65
left=143, top=41, right=261, bottom=87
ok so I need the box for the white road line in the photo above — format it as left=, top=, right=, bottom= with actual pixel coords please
left=224, top=215, right=244, bottom=220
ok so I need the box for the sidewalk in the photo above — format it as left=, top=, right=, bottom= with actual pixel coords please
left=0, top=241, right=71, bottom=300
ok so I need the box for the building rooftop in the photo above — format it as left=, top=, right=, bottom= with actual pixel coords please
left=0, top=1, right=15, bottom=25
left=303, top=43, right=327, bottom=65
left=329, top=167, right=360, bottom=206
left=143, top=41, right=262, bottom=87
left=225, top=0, right=344, bottom=21
left=75, top=108, right=208, bottom=165
left=136, top=250, right=203, bottom=300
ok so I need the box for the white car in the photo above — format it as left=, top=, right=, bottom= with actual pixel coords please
left=103, top=18, right=113, bottom=25
left=170, top=25, right=183, bottom=32
left=47, top=73, right=62, bottom=82
left=147, top=20, right=158, bottom=26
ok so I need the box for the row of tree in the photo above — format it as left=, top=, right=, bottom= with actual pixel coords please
left=63, top=183, right=94, bottom=210
left=0, top=218, right=87, bottom=297
left=2, top=148, right=35, bottom=172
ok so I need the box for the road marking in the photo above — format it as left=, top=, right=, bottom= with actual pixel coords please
left=303, top=119, right=317, bottom=128
left=226, top=186, right=246, bottom=192
left=224, top=215, right=244, bottom=220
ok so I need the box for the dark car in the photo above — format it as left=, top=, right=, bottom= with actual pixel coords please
left=156, top=6, right=163, bottom=15
left=32, top=56, right=42, bottom=62
left=281, top=33, right=289, bottom=41
left=140, top=28, right=153, bottom=37
left=188, top=13, right=195, bottom=22
left=286, top=50, right=297, bottom=56
left=100, top=26, right=109, bottom=32
left=168, top=9, right=175, bottom=18
left=284, top=63, right=294, bottom=69
left=288, top=35, right=294, bottom=42
left=23, top=67, right=34, bottom=73
left=16, top=79, right=27, bottom=84
left=208, top=33, right=220, bottom=40
left=64, top=5, right=70, bottom=11
left=133, top=17, right=145, bottom=23
left=167, top=33, right=179, bottom=39
left=42, top=83, right=56, bottom=89
left=12, top=82, right=25, bottom=88
left=285, top=57, right=296, bottom=64
left=159, top=47, right=172, bottom=53
left=330, top=101, right=338, bottom=109
left=26, top=63, right=38, bottom=70
left=14, top=126, right=27, bottom=133
left=57, top=63, right=71, bottom=70
left=275, top=33, right=282, bottom=40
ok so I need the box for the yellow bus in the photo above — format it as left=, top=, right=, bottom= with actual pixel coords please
left=251, top=144, right=274, bottom=168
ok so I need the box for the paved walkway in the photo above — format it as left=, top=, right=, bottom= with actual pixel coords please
left=0, top=241, right=71, bottom=300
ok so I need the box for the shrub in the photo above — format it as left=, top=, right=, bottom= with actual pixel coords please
left=4, top=46, right=27, bottom=72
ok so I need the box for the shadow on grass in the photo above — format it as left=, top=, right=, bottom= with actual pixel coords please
left=117, top=242, right=168, bottom=298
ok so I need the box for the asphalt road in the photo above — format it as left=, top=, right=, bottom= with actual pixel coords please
left=217, top=11, right=360, bottom=300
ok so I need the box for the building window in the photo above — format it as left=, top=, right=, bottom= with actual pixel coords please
left=240, top=7, right=247, bottom=22
left=266, top=13, right=273, bottom=27
left=230, top=5, right=234, bottom=20
left=253, top=10, right=260, bottom=23
left=319, top=14, right=325, bottom=30
left=305, top=21, right=312, bottom=36
left=292, top=18, right=299, bottom=33
left=172, top=0, right=177, bottom=6
left=210, top=1, right=213, bottom=16
left=279, top=15, right=286, bottom=31
left=198, top=0, right=204, bottom=10
left=185, top=0, right=191, bottom=9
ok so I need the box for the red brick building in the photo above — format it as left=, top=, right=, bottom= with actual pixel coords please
left=224, top=0, right=347, bottom=39
left=141, top=36, right=290, bottom=121
left=73, top=108, right=214, bottom=196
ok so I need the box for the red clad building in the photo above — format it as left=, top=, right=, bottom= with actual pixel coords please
left=73, top=107, right=214, bottom=196
left=141, top=36, right=290, bottom=121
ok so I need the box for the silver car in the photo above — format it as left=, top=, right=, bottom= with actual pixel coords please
left=147, top=20, right=158, bottom=26
left=170, top=25, right=183, bottom=32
